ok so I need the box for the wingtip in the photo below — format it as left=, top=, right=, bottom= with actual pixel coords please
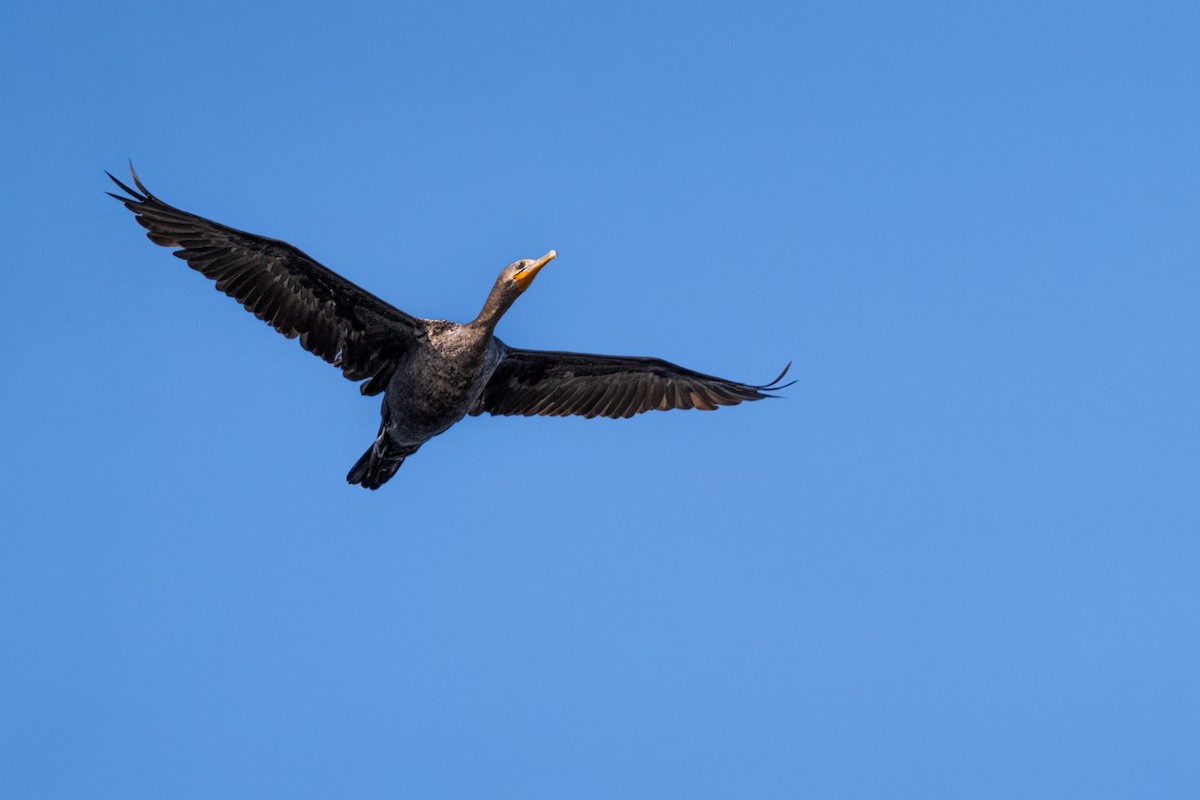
left=106, top=168, right=145, bottom=203
left=757, top=360, right=795, bottom=392
left=128, top=159, right=152, bottom=197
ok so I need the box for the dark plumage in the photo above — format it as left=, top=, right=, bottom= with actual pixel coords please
left=108, top=166, right=792, bottom=489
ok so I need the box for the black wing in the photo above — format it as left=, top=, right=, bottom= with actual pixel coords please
left=471, top=346, right=794, bottom=419
left=107, top=166, right=422, bottom=396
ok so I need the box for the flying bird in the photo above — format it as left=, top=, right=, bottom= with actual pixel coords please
left=107, top=166, right=793, bottom=489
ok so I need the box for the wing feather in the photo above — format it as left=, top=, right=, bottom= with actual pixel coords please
left=108, top=166, right=421, bottom=395
left=472, top=345, right=793, bottom=419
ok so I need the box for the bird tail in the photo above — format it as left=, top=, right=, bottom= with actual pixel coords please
left=346, top=437, right=415, bottom=490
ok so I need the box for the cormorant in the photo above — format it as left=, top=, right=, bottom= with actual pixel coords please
left=108, top=167, right=792, bottom=489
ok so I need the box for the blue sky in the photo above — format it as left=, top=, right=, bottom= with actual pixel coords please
left=2, top=1, right=1198, bottom=797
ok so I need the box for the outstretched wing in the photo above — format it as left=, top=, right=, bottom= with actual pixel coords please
left=107, top=166, right=422, bottom=396
left=471, top=346, right=793, bottom=419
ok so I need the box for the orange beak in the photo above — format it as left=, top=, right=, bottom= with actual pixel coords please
left=515, top=250, right=557, bottom=291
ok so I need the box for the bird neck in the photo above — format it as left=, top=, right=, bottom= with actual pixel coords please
left=472, top=283, right=517, bottom=333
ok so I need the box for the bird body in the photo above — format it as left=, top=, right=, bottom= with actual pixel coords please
left=395, top=321, right=504, bottom=443
left=108, top=166, right=791, bottom=489
left=350, top=322, right=505, bottom=487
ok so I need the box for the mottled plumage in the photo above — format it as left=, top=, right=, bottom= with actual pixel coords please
left=108, top=166, right=792, bottom=489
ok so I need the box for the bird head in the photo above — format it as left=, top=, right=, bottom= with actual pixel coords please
left=476, top=250, right=558, bottom=328
left=506, top=250, right=557, bottom=293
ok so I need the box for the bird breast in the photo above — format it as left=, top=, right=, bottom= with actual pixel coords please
left=387, top=324, right=501, bottom=436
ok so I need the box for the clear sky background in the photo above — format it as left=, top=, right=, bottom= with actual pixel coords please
left=2, top=1, right=1197, bottom=797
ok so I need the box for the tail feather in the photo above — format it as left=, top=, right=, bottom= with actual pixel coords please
left=346, top=438, right=412, bottom=490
